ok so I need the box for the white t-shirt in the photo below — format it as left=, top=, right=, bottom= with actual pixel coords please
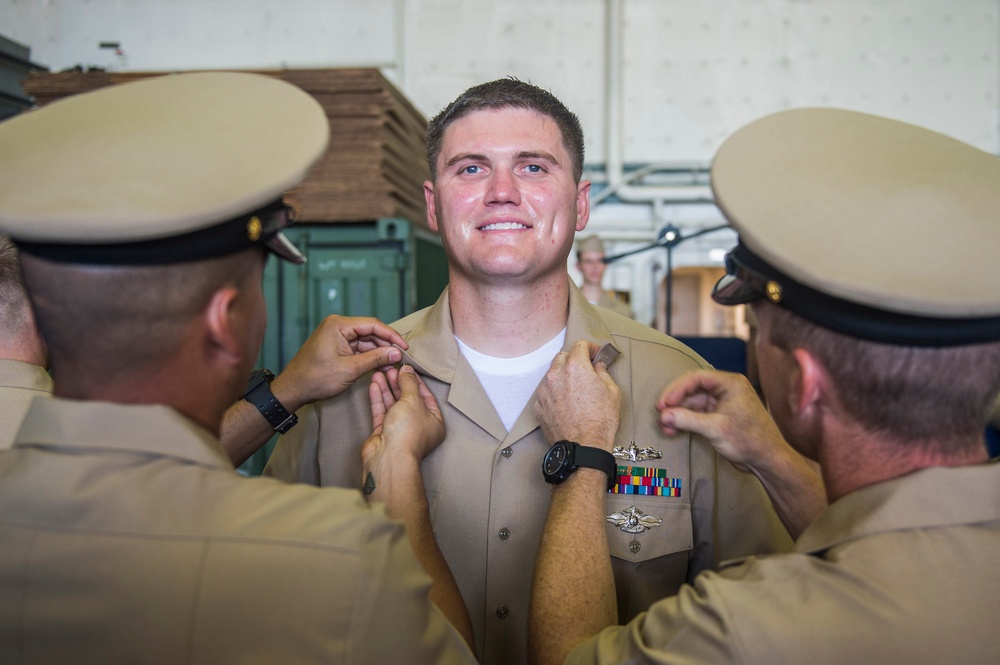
left=456, top=329, right=567, bottom=431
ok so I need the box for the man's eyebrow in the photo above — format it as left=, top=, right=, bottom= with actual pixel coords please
left=516, top=150, right=560, bottom=164
left=444, top=152, right=488, bottom=169
left=442, top=150, right=562, bottom=169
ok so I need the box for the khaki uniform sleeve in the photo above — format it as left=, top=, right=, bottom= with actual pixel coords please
left=565, top=571, right=741, bottom=665
left=262, top=403, right=321, bottom=484
left=264, top=378, right=373, bottom=488
left=353, top=505, right=478, bottom=665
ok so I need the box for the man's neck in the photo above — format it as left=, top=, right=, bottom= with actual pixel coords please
left=447, top=272, right=570, bottom=358
left=0, top=329, right=48, bottom=368
left=51, top=358, right=237, bottom=439
left=819, top=425, right=989, bottom=502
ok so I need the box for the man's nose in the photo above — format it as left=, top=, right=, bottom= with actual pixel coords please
left=485, top=169, right=520, bottom=205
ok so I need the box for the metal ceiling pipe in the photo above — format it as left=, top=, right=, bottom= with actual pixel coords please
left=601, top=0, right=713, bottom=205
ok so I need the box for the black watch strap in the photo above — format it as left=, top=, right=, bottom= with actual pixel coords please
left=570, top=442, right=618, bottom=491
left=243, top=369, right=298, bottom=434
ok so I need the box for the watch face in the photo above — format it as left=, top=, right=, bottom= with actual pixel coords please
left=543, top=443, right=567, bottom=475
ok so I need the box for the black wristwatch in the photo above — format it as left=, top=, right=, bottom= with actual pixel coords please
left=542, top=440, right=617, bottom=491
left=243, top=369, right=298, bottom=434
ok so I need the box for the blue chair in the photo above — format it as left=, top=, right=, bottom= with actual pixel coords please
left=675, top=336, right=747, bottom=376
left=986, top=426, right=1000, bottom=459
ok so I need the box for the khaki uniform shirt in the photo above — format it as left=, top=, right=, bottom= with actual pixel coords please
left=0, top=398, right=475, bottom=665
left=592, top=289, right=634, bottom=320
left=569, top=462, right=1000, bottom=664
left=266, top=282, right=791, bottom=664
left=0, top=359, right=52, bottom=450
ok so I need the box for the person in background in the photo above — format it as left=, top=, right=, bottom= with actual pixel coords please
left=265, top=77, right=791, bottom=664
left=529, top=107, right=1000, bottom=665
left=0, top=71, right=475, bottom=663
left=575, top=234, right=633, bottom=319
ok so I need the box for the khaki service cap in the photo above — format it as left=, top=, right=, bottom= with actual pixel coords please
left=710, top=107, right=1000, bottom=346
left=0, top=71, right=329, bottom=264
left=576, top=234, right=606, bottom=255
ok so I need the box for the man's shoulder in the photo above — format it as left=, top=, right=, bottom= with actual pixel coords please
left=596, top=308, right=711, bottom=370
left=201, top=473, right=403, bottom=555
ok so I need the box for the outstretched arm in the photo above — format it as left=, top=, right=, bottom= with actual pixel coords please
left=361, top=365, right=475, bottom=653
left=530, top=340, right=622, bottom=665
left=220, top=315, right=406, bottom=466
left=657, top=369, right=826, bottom=539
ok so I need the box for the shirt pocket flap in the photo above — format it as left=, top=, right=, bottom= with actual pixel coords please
left=604, top=495, right=693, bottom=562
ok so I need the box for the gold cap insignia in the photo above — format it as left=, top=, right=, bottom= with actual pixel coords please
left=246, top=216, right=262, bottom=242
left=766, top=280, right=782, bottom=302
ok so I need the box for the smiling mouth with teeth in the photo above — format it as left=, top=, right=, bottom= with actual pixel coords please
left=481, top=222, right=528, bottom=231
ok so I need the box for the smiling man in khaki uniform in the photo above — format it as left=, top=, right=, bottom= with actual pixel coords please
left=265, top=78, right=792, bottom=664
left=0, top=72, right=476, bottom=663
left=530, top=108, right=1000, bottom=664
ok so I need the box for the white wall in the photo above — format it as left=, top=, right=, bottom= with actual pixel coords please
left=3, top=0, right=998, bottom=324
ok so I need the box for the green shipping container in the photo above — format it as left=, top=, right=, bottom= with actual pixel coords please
left=239, top=219, right=449, bottom=476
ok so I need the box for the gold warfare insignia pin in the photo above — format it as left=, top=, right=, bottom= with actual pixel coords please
left=246, top=216, right=263, bottom=242
left=606, top=506, right=663, bottom=534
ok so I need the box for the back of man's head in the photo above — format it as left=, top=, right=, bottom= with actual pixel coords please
left=709, top=108, right=1000, bottom=452
left=754, top=300, right=1000, bottom=452
left=0, top=236, right=30, bottom=335
left=426, top=77, right=585, bottom=183
left=21, top=251, right=260, bottom=381
left=0, top=72, right=329, bottom=390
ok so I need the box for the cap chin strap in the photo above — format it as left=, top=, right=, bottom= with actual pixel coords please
left=715, top=243, right=1000, bottom=347
left=15, top=202, right=305, bottom=266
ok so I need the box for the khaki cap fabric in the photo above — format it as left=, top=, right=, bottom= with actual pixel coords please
left=0, top=71, right=329, bottom=264
left=711, top=107, right=1000, bottom=345
left=576, top=234, right=606, bottom=255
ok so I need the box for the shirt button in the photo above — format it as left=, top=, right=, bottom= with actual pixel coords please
left=498, top=527, right=511, bottom=540
left=501, top=447, right=513, bottom=459
left=496, top=606, right=509, bottom=619
left=629, top=539, right=641, bottom=554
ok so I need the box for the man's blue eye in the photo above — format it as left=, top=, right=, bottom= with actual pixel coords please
left=526, top=164, right=542, bottom=172
left=463, top=165, right=481, bottom=174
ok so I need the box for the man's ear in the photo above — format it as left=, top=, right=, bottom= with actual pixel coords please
left=204, top=286, right=244, bottom=367
left=424, top=181, right=440, bottom=233
left=575, top=180, right=592, bottom=232
left=790, top=347, right=827, bottom=418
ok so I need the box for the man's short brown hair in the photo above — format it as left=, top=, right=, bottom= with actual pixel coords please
left=0, top=236, right=32, bottom=337
left=426, top=78, right=585, bottom=183
left=755, top=301, right=1000, bottom=453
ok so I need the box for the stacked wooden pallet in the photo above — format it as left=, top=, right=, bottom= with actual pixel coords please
left=21, top=68, right=431, bottom=228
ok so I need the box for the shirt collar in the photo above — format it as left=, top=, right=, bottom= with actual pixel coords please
left=397, top=277, right=621, bottom=380
left=13, top=397, right=234, bottom=470
left=0, top=358, right=54, bottom=393
left=794, top=462, right=1000, bottom=555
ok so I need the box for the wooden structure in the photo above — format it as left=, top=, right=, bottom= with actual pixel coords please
left=21, top=68, right=431, bottom=228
